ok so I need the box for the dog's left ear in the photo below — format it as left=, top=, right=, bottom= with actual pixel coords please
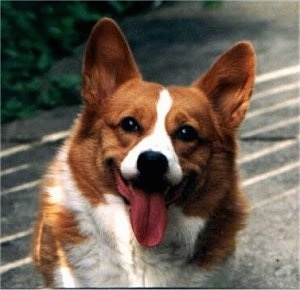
left=82, top=18, right=141, bottom=106
left=194, top=42, right=256, bottom=129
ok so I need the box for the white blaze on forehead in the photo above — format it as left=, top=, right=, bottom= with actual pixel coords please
left=156, top=89, right=173, bottom=133
left=120, top=89, right=183, bottom=185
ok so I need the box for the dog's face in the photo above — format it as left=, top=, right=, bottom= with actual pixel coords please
left=69, top=18, right=255, bottom=247
left=100, top=82, right=219, bottom=246
left=102, top=81, right=216, bottom=187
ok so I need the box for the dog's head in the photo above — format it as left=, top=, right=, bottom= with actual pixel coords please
left=69, top=18, right=255, bottom=247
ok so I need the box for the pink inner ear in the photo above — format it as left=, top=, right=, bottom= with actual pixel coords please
left=193, top=42, right=256, bottom=128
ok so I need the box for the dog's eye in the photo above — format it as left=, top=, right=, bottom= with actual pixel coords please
left=120, top=117, right=140, bottom=133
left=174, top=125, right=198, bottom=142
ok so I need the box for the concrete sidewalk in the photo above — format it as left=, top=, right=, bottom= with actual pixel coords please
left=1, top=1, right=299, bottom=288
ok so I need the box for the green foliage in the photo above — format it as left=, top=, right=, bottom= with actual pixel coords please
left=1, top=1, right=102, bottom=123
left=202, top=0, right=222, bottom=9
left=1, top=1, right=153, bottom=123
left=2, top=1, right=221, bottom=123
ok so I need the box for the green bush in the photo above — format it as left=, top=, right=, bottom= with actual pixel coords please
left=1, top=1, right=155, bottom=123
left=2, top=2, right=99, bottom=122
left=1, top=1, right=221, bottom=123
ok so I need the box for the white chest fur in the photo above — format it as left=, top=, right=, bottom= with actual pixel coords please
left=49, top=149, right=208, bottom=287
left=62, top=194, right=208, bottom=287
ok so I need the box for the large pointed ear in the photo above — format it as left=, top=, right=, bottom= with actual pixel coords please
left=194, top=42, right=256, bottom=129
left=82, top=18, right=141, bottom=105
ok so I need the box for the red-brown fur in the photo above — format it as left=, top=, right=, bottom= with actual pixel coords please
left=32, top=17, right=256, bottom=287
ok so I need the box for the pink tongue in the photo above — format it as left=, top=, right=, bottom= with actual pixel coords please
left=130, top=189, right=167, bottom=247
left=115, top=173, right=167, bottom=247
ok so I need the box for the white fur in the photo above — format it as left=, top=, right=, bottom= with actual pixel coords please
left=47, top=186, right=65, bottom=205
left=120, top=89, right=182, bottom=185
left=45, top=144, right=210, bottom=287
left=54, top=266, right=78, bottom=287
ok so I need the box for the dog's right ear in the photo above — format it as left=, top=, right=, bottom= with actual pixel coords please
left=82, top=18, right=141, bottom=106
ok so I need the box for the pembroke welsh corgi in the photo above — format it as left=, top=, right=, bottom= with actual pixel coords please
left=32, top=17, right=256, bottom=287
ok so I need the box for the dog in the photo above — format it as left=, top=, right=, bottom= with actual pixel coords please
left=32, top=17, right=256, bottom=287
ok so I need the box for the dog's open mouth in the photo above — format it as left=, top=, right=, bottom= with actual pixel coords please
left=114, top=171, right=187, bottom=247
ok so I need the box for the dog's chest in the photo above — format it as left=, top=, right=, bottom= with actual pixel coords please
left=60, top=194, right=207, bottom=287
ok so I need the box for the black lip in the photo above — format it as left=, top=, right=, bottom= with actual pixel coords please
left=121, top=196, right=130, bottom=205
left=114, top=165, right=194, bottom=207
left=125, top=175, right=190, bottom=206
left=132, top=175, right=169, bottom=193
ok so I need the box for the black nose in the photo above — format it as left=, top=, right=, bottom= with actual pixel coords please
left=137, top=151, right=168, bottom=179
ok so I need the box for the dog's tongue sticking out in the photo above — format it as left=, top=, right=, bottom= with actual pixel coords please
left=116, top=173, right=167, bottom=247
left=130, top=189, right=167, bottom=247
